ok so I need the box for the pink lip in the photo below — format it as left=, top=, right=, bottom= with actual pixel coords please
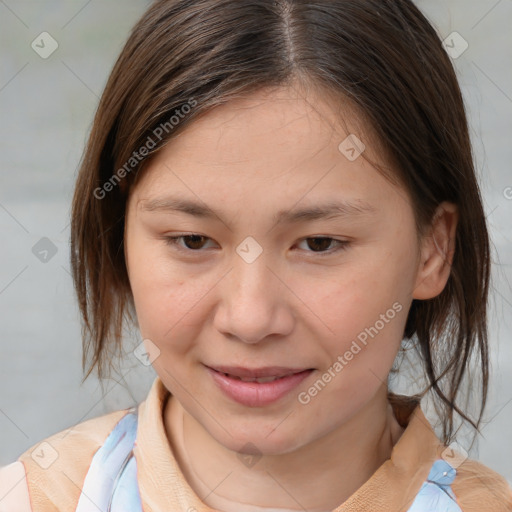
left=206, top=366, right=314, bottom=407
left=208, top=365, right=310, bottom=379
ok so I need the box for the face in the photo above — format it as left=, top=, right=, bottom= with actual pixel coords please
left=124, top=85, right=422, bottom=455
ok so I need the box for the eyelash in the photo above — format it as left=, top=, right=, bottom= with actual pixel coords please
left=163, top=234, right=350, bottom=257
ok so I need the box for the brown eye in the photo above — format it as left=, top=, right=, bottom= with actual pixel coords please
left=297, top=237, right=350, bottom=256
left=181, top=234, right=208, bottom=250
left=164, top=234, right=213, bottom=251
left=306, top=237, right=334, bottom=252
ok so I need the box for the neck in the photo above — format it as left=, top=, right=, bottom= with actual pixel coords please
left=164, top=385, right=404, bottom=511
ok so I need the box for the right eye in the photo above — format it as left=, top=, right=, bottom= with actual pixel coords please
left=163, top=234, right=216, bottom=252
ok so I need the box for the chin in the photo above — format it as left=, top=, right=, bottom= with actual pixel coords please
left=211, top=422, right=308, bottom=457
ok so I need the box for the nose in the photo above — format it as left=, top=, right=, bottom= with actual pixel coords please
left=213, top=248, right=294, bottom=344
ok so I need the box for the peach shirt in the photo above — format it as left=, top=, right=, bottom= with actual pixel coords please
left=1, top=376, right=510, bottom=511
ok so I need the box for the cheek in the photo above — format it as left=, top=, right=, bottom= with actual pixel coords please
left=303, top=263, right=392, bottom=338
left=299, top=251, right=410, bottom=373
left=127, top=234, right=196, bottom=344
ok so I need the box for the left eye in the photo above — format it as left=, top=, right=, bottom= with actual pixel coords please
left=163, top=234, right=349, bottom=255
left=296, top=237, right=349, bottom=254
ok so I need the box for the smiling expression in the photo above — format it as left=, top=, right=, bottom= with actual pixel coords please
left=124, top=84, right=423, bottom=454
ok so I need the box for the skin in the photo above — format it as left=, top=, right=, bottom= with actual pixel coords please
left=124, top=84, right=458, bottom=510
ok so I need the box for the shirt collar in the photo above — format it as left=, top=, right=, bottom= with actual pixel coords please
left=134, top=376, right=444, bottom=512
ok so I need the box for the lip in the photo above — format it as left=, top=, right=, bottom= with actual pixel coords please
left=206, top=365, right=314, bottom=407
left=207, top=365, right=310, bottom=379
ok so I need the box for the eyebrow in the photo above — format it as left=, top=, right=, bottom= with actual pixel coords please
left=139, top=195, right=377, bottom=227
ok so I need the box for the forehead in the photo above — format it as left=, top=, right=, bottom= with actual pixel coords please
left=163, top=86, right=372, bottom=162
left=130, top=85, right=406, bottom=217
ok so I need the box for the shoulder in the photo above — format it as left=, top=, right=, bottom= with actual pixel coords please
left=452, top=457, right=512, bottom=511
left=12, top=407, right=133, bottom=511
left=0, top=461, right=32, bottom=512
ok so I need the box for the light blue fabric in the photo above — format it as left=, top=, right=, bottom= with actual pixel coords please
left=406, top=459, right=462, bottom=511
left=75, top=408, right=142, bottom=512
left=76, top=410, right=462, bottom=511
left=109, top=454, right=143, bottom=511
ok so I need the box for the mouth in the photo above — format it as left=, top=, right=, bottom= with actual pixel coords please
left=205, top=365, right=315, bottom=407
left=206, top=365, right=313, bottom=382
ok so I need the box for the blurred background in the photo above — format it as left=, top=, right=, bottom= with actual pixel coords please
left=1, top=0, right=511, bottom=484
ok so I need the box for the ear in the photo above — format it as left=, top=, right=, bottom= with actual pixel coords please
left=123, top=214, right=130, bottom=276
left=413, top=201, right=458, bottom=300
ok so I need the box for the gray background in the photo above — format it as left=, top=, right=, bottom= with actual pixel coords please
left=1, top=0, right=511, bottom=485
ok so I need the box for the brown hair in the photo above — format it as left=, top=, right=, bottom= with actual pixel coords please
left=70, top=0, right=490, bottom=444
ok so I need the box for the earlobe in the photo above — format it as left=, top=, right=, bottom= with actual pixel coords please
left=413, top=202, right=458, bottom=300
